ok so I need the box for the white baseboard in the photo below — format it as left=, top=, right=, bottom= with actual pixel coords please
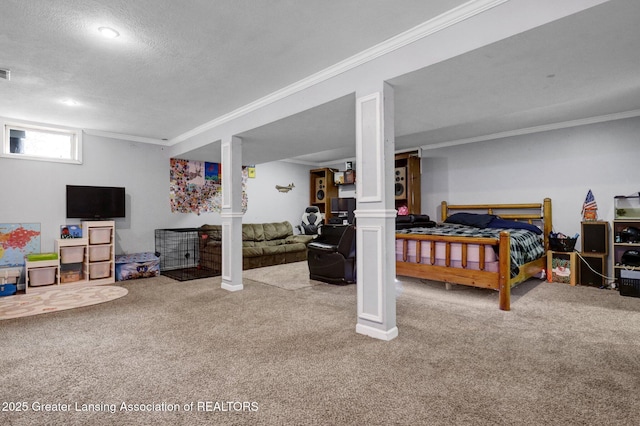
left=356, top=323, right=398, bottom=341
left=221, top=281, right=244, bottom=292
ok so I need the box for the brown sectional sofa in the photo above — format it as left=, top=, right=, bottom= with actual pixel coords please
left=199, top=221, right=314, bottom=271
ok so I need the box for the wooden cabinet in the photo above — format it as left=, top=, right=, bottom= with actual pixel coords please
left=310, top=152, right=421, bottom=220
left=309, top=168, right=338, bottom=222
left=613, top=219, right=640, bottom=296
left=395, top=151, right=421, bottom=215
left=547, top=251, right=577, bottom=286
left=82, top=221, right=116, bottom=284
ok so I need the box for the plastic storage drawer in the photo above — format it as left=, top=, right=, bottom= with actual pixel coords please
left=60, top=246, right=84, bottom=263
left=89, top=262, right=111, bottom=279
left=89, top=245, right=111, bottom=262
left=89, top=228, right=111, bottom=244
left=28, top=267, right=57, bottom=286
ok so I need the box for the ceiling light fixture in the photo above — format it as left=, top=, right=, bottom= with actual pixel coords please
left=61, top=99, right=79, bottom=106
left=98, top=27, right=120, bottom=39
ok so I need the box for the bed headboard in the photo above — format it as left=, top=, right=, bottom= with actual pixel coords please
left=440, top=198, right=553, bottom=250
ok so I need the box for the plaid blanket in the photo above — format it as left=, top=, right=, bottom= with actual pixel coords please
left=396, top=224, right=545, bottom=276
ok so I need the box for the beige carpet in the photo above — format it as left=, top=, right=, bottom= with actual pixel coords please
left=2, top=264, right=640, bottom=425
left=242, top=261, right=324, bottom=290
left=0, top=285, right=128, bottom=320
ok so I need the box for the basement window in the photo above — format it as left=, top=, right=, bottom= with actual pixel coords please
left=2, top=122, right=82, bottom=164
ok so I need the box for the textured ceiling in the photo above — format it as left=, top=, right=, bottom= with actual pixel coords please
left=2, top=0, right=639, bottom=166
left=0, top=0, right=463, bottom=141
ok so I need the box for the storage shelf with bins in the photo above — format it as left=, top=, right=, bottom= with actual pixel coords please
left=612, top=218, right=640, bottom=296
left=24, top=258, right=59, bottom=293
left=25, top=241, right=88, bottom=293
left=56, top=238, right=88, bottom=285
left=23, top=221, right=116, bottom=293
left=82, top=221, right=116, bottom=285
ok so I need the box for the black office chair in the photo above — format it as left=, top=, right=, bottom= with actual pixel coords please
left=307, top=224, right=356, bottom=285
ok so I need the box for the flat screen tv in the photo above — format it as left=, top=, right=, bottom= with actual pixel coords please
left=66, top=185, right=126, bottom=219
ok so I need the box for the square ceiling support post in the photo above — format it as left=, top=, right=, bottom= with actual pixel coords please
left=221, top=135, right=244, bottom=291
left=354, top=81, right=398, bottom=341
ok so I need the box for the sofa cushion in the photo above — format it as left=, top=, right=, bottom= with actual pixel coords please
left=243, top=246, right=264, bottom=258
left=264, top=222, right=292, bottom=241
left=286, top=235, right=314, bottom=245
left=243, top=223, right=265, bottom=242
left=261, top=245, right=287, bottom=256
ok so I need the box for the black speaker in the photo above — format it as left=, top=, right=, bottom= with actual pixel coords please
left=579, top=254, right=607, bottom=287
left=314, top=178, right=325, bottom=203
left=581, top=221, right=608, bottom=255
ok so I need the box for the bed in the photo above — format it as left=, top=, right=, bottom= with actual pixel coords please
left=395, top=198, right=552, bottom=311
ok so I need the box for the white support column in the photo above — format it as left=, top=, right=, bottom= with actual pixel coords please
left=354, top=82, right=398, bottom=341
left=221, top=135, right=244, bottom=291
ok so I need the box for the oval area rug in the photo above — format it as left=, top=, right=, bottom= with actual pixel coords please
left=0, top=286, right=128, bottom=320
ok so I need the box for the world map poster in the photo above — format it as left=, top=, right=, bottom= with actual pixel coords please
left=0, top=223, right=41, bottom=267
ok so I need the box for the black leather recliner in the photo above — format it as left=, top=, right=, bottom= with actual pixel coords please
left=307, top=224, right=356, bottom=285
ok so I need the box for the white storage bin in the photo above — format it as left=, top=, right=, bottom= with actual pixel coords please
left=60, top=246, right=84, bottom=263
left=0, top=267, right=21, bottom=284
left=89, top=245, right=111, bottom=262
left=89, top=262, right=111, bottom=279
left=29, top=267, right=56, bottom=286
left=89, top=228, right=111, bottom=244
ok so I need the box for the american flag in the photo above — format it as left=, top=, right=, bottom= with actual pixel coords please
left=582, top=189, right=597, bottom=214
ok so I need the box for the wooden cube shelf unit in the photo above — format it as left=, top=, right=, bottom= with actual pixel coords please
left=547, top=251, right=577, bottom=286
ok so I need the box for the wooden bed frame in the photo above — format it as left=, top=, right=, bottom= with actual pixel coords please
left=396, top=198, right=552, bottom=311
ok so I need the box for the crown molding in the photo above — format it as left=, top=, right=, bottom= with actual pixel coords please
left=421, top=109, right=640, bottom=151
left=170, top=0, right=510, bottom=145
left=84, top=129, right=168, bottom=145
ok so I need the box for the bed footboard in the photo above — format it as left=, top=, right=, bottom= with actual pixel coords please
left=396, top=231, right=515, bottom=310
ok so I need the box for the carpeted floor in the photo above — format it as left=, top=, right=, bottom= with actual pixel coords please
left=1, top=261, right=639, bottom=425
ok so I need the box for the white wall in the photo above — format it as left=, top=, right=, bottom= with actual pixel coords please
left=421, top=116, right=640, bottom=241
left=233, top=161, right=312, bottom=229
left=0, top=131, right=313, bottom=256
left=9, top=115, right=635, bottom=261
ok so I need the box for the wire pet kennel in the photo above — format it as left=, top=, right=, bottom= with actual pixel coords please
left=154, top=228, right=220, bottom=281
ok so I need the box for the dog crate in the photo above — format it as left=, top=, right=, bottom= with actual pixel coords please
left=154, top=228, right=220, bottom=281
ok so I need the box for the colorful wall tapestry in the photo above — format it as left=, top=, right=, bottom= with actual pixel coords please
left=0, top=223, right=41, bottom=267
left=169, top=159, right=248, bottom=214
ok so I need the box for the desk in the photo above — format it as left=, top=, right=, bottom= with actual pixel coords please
left=546, top=250, right=577, bottom=286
